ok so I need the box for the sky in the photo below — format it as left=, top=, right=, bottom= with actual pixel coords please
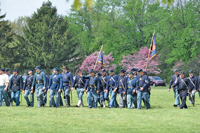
left=1, top=0, right=74, bottom=21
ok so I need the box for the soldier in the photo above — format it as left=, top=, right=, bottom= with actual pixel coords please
left=172, top=71, right=189, bottom=109
left=9, top=69, right=23, bottom=106
left=5, top=68, right=13, bottom=106
left=0, top=68, right=10, bottom=106
left=41, top=69, right=49, bottom=107
left=136, top=69, right=150, bottom=109
left=62, top=66, right=74, bottom=107
left=96, top=72, right=103, bottom=107
left=73, top=69, right=88, bottom=107
left=127, top=71, right=137, bottom=109
left=195, top=70, right=200, bottom=98
left=143, top=71, right=151, bottom=102
left=23, top=69, right=34, bottom=107
left=48, top=67, right=63, bottom=108
left=31, top=66, right=46, bottom=107
left=187, top=70, right=196, bottom=106
left=168, top=69, right=180, bottom=107
left=117, top=69, right=127, bottom=108
left=81, top=69, right=100, bottom=108
left=106, top=69, right=118, bottom=108
left=99, top=69, right=108, bottom=108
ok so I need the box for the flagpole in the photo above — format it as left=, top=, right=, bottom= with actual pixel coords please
left=94, top=45, right=103, bottom=70
left=145, top=30, right=155, bottom=71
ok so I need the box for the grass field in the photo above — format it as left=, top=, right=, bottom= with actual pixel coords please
left=0, top=87, right=200, bottom=133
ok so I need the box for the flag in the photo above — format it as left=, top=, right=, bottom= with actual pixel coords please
left=98, top=50, right=105, bottom=69
left=151, top=34, right=157, bottom=59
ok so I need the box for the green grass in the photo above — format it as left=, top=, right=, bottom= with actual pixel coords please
left=0, top=87, right=200, bottom=133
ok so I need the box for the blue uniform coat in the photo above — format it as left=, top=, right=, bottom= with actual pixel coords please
left=49, top=74, right=63, bottom=90
left=106, top=75, right=118, bottom=91
left=10, top=74, right=23, bottom=92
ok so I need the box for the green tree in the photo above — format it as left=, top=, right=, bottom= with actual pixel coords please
left=22, top=1, right=80, bottom=76
left=0, top=11, right=25, bottom=71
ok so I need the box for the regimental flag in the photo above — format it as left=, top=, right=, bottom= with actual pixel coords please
left=98, top=50, right=105, bottom=69
left=151, top=34, right=157, bottom=59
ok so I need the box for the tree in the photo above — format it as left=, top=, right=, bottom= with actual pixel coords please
left=172, top=56, right=200, bottom=76
left=0, top=11, right=25, bottom=70
left=80, top=51, right=116, bottom=73
left=120, top=47, right=161, bottom=75
left=21, top=1, right=80, bottom=76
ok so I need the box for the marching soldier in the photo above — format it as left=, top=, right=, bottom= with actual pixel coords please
left=62, top=66, right=74, bottom=107
left=195, top=70, right=200, bottom=98
left=144, top=71, right=151, bottom=102
left=106, top=69, right=118, bottom=108
left=0, top=68, right=10, bottom=106
left=127, top=71, right=137, bottom=109
left=73, top=69, right=88, bottom=107
left=99, top=69, right=108, bottom=108
left=136, top=69, right=150, bottom=109
left=188, top=70, right=196, bottom=106
left=31, top=66, right=46, bottom=107
left=172, top=71, right=189, bottom=109
left=168, top=69, right=180, bottom=107
left=5, top=68, right=13, bottom=106
left=96, top=72, right=103, bottom=107
left=23, top=69, right=34, bottom=107
left=41, top=69, right=49, bottom=106
left=48, top=67, right=63, bottom=108
left=9, top=69, right=23, bottom=106
left=117, top=69, right=127, bottom=108
left=81, top=69, right=100, bottom=108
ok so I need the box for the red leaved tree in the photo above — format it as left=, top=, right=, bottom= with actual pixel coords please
left=80, top=51, right=116, bottom=73
left=120, top=47, right=161, bottom=75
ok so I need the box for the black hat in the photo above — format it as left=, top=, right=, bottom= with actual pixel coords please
left=0, top=68, right=5, bottom=72
left=131, top=68, right=138, bottom=71
left=120, top=69, right=125, bottom=73
left=189, top=70, right=193, bottom=73
left=89, top=69, right=95, bottom=73
left=180, top=71, right=185, bottom=75
left=101, top=69, right=106, bottom=72
left=5, top=68, right=10, bottom=72
left=13, top=69, right=18, bottom=72
left=97, top=72, right=102, bottom=76
left=137, top=69, right=143, bottom=72
left=28, top=68, right=33, bottom=72
left=109, top=69, right=114, bottom=73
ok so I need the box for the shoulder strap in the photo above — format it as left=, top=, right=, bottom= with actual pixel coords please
left=111, top=77, right=115, bottom=82
left=180, top=78, right=188, bottom=88
left=28, top=75, right=33, bottom=82
left=120, top=78, right=125, bottom=90
left=188, top=77, right=195, bottom=87
left=12, top=75, right=18, bottom=83
left=102, top=76, right=107, bottom=84
left=79, top=76, right=84, bottom=84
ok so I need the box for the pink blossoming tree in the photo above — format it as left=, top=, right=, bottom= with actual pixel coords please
left=80, top=51, right=116, bottom=73
left=120, top=47, right=161, bottom=75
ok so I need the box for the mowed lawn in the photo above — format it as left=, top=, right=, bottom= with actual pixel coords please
left=0, top=87, right=200, bottom=133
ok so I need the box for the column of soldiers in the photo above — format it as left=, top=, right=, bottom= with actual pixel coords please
left=5, top=65, right=193, bottom=110
left=168, top=69, right=199, bottom=109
